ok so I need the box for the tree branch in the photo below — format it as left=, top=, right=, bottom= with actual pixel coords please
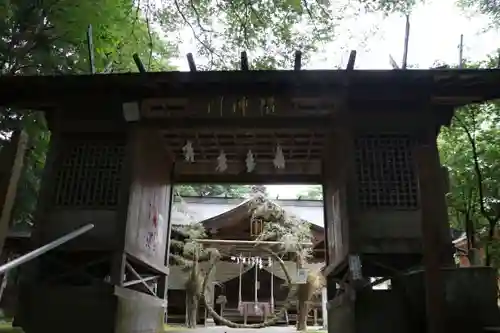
left=454, top=113, right=497, bottom=265
left=189, top=0, right=212, bottom=33
left=173, top=0, right=224, bottom=62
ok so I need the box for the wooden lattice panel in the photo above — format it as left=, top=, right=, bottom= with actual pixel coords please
left=355, top=134, right=418, bottom=210
left=53, top=135, right=126, bottom=208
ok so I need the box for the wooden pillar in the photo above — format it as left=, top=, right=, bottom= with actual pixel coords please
left=15, top=103, right=174, bottom=333
left=238, top=258, right=243, bottom=306
left=157, top=166, right=175, bottom=324
left=322, top=182, right=336, bottom=302
left=0, top=130, right=28, bottom=256
left=254, top=264, right=258, bottom=303
left=185, top=292, right=188, bottom=327
left=270, top=259, right=274, bottom=311
left=16, top=105, right=134, bottom=333
left=0, top=131, right=25, bottom=310
left=322, top=115, right=355, bottom=289
left=321, top=287, right=328, bottom=329
left=414, top=131, right=453, bottom=333
left=110, top=122, right=136, bottom=287
left=119, top=126, right=174, bottom=330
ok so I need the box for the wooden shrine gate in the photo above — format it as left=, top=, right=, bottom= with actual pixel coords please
left=1, top=52, right=500, bottom=333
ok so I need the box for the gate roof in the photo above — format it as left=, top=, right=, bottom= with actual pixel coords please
left=1, top=68, right=500, bottom=109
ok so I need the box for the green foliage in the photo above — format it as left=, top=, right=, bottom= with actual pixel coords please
left=174, top=184, right=252, bottom=197
left=440, top=104, right=500, bottom=227
left=1, top=0, right=173, bottom=226
left=0, top=0, right=172, bottom=75
left=251, top=194, right=313, bottom=257
left=439, top=91, right=500, bottom=265
left=357, top=0, right=422, bottom=13
left=171, top=222, right=208, bottom=267
left=458, top=0, right=500, bottom=26
left=10, top=112, right=49, bottom=226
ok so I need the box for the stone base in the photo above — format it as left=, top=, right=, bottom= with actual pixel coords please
left=328, top=267, right=500, bottom=333
left=398, top=266, right=500, bottom=332
left=15, top=284, right=165, bottom=333
left=205, top=317, right=216, bottom=327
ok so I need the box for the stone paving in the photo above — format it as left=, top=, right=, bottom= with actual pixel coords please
left=168, top=326, right=325, bottom=333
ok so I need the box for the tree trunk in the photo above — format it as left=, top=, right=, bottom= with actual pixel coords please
left=186, top=292, right=198, bottom=328
left=468, top=248, right=482, bottom=266
left=296, top=294, right=309, bottom=331
left=486, top=224, right=495, bottom=266
left=296, top=256, right=308, bottom=331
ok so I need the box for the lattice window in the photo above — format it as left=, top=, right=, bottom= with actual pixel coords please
left=355, top=134, right=418, bottom=210
left=54, top=136, right=126, bottom=208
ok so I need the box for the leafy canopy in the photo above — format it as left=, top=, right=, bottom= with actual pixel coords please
left=1, top=0, right=173, bottom=227
left=154, top=0, right=359, bottom=69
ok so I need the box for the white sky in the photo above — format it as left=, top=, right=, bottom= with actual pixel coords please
left=169, top=0, right=499, bottom=198
left=172, top=0, right=499, bottom=71
left=266, top=185, right=315, bottom=198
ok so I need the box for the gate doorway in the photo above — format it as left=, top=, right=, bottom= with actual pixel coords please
left=168, top=183, right=325, bottom=326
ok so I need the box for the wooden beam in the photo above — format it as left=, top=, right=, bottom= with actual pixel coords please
left=294, top=51, right=302, bottom=71
left=458, top=34, right=464, bottom=69
left=125, top=261, right=156, bottom=296
left=0, top=130, right=28, bottom=256
left=140, top=116, right=330, bottom=129
left=322, top=257, right=348, bottom=278
left=195, top=239, right=313, bottom=246
left=402, top=14, right=410, bottom=69
left=133, top=53, right=146, bottom=73
left=3, top=67, right=500, bottom=88
left=2, top=68, right=495, bottom=95
left=86, top=25, right=96, bottom=74
left=187, top=53, right=197, bottom=72
left=346, top=50, right=357, bottom=70
left=240, top=52, right=249, bottom=71
left=3, top=69, right=500, bottom=109
left=123, top=275, right=159, bottom=287
left=173, top=173, right=322, bottom=184
left=389, top=55, right=400, bottom=69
